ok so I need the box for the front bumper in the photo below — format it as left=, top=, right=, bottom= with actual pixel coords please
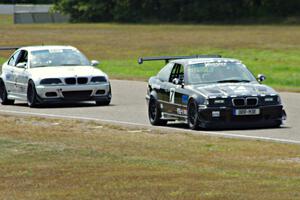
left=198, top=105, right=285, bottom=129
left=35, top=83, right=110, bottom=102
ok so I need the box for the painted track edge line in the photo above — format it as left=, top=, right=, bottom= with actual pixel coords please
left=0, top=109, right=299, bottom=145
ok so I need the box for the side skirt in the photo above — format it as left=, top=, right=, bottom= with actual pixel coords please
left=7, top=93, right=27, bottom=101
left=161, top=112, right=187, bottom=122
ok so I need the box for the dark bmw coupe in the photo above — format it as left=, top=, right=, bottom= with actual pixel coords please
left=138, top=55, right=287, bottom=130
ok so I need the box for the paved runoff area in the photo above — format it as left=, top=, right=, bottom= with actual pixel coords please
left=0, top=80, right=299, bottom=144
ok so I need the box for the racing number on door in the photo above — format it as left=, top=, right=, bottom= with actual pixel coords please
left=169, top=88, right=175, bottom=103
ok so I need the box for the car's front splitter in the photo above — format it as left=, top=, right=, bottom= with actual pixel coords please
left=197, top=105, right=285, bottom=129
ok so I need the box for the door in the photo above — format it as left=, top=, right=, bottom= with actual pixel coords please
left=4, top=50, right=21, bottom=94
left=14, top=50, right=29, bottom=99
left=166, top=63, right=190, bottom=117
left=160, top=63, right=185, bottom=114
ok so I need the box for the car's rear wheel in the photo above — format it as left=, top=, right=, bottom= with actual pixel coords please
left=148, top=97, right=167, bottom=126
left=27, top=80, right=40, bottom=107
left=95, top=84, right=111, bottom=106
left=188, top=99, right=200, bottom=130
left=0, top=80, right=14, bottom=105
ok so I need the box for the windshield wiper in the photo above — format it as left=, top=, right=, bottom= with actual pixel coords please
left=33, top=65, right=50, bottom=68
left=61, top=64, right=81, bottom=66
left=217, top=79, right=251, bottom=83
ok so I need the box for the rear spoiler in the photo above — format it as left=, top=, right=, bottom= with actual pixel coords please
left=0, top=46, right=21, bottom=51
left=138, top=55, right=222, bottom=64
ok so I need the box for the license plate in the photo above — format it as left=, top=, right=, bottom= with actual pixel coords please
left=234, top=108, right=260, bottom=116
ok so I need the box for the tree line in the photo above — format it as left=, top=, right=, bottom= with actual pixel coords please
left=2, top=0, right=300, bottom=23
left=53, top=0, right=300, bottom=23
left=0, top=0, right=54, bottom=4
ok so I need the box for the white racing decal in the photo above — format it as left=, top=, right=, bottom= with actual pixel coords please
left=169, top=88, right=175, bottom=103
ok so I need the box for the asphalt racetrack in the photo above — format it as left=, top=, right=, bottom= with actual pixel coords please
left=0, top=80, right=299, bottom=144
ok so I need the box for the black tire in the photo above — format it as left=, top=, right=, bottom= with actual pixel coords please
left=188, top=99, right=200, bottom=130
left=27, top=80, right=40, bottom=107
left=0, top=80, right=14, bottom=105
left=148, top=97, right=167, bottom=126
left=95, top=84, right=111, bottom=106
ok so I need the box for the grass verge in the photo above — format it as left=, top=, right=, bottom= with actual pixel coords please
left=0, top=15, right=299, bottom=91
left=0, top=115, right=299, bottom=199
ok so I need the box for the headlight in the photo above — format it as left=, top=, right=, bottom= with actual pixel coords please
left=264, top=97, right=274, bottom=102
left=277, top=96, right=282, bottom=104
left=91, top=76, right=107, bottom=83
left=208, top=98, right=226, bottom=106
left=264, top=96, right=281, bottom=104
left=198, top=99, right=209, bottom=111
left=214, top=99, right=225, bottom=104
left=203, top=99, right=209, bottom=105
left=40, top=78, right=62, bottom=85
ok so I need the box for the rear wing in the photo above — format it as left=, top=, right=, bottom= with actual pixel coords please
left=138, top=55, right=222, bottom=64
left=0, top=46, right=20, bottom=51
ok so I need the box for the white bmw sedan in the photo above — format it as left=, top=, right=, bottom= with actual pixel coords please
left=0, top=46, right=111, bottom=107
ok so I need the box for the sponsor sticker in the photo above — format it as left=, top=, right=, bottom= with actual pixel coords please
left=182, top=95, right=189, bottom=104
left=177, top=108, right=187, bottom=115
left=49, top=49, right=63, bottom=53
left=5, top=74, right=11, bottom=80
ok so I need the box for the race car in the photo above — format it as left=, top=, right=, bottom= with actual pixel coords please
left=139, top=55, right=287, bottom=130
left=0, top=45, right=111, bottom=107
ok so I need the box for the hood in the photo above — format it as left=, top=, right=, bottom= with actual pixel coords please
left=189, top=83, right=277, bottom=98
left=28, top=66, right=107, bottom=79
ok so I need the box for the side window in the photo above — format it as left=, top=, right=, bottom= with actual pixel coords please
left=157, top=63, right=174, bottom=82
left=8, top=51, right=21, bottom=66
left=169, top=63, right=184, bottom=83
left=15, top=50, right=28, bottom=66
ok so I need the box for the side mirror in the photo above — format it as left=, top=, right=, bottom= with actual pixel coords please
left=172, top=78, right=184, bottom=88
left=91, top=60, right=100, bottom=66
left=257, top=74, right=266, bottom=82
left=16, top=62, right=27, bottom=68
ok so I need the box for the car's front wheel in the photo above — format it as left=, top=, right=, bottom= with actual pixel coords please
left=188, top=99, right=200, bottom=130
left=148, top=97, right=167, bottom=126
left=0, top=80, right=14, bottom=105
left=27, top=80, right=40, bottom=107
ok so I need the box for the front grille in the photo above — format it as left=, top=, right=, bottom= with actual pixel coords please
left=232, top=98, right=245, bottom=107
left=62, top=90, right=92, bottom=100
left=246, top=97, right=258, bottom=106
left=65, top=77, right=88, bottom=85
left=65, top=78, right=76, bottom=85
left=77, top=77, right=88, bottom=84
left=232, top=97, right=259, bottom=107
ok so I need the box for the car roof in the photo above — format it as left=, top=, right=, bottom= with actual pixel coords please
left=18, top=45, right=77, bottom=52
left=170, top=58, right=242, bottom=65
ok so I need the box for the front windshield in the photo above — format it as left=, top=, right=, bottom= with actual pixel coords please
left=187, top=62, right=257, bottom=84
left=30, top=49, right=90, bottom=68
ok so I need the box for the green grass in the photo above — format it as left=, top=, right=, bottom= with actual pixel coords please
left=100, top=49, right=300, bottom=90
left=0, top=15, right=299, bottom=91
left=0, top=115, right=299, bottom=199
left=0, top=14, right=13, bottom=25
